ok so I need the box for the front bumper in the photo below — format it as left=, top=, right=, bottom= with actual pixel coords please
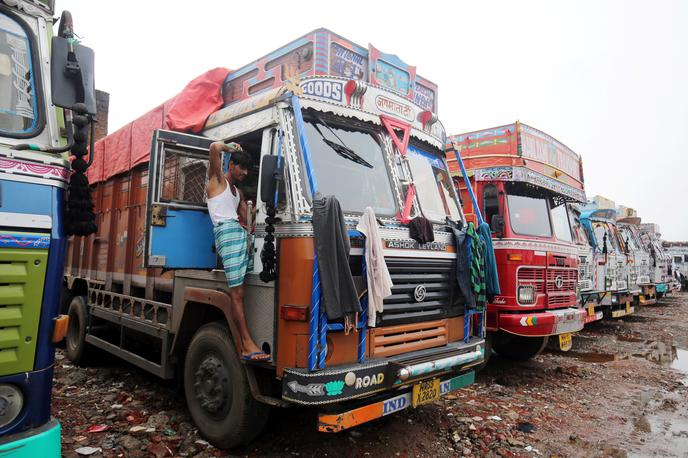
left=318, top=371, right=474, bottom=432
left=499, top=307, right=585, bottom=337
left=282, top=338, right=483, bottom=405
left=610, top=292, right=635, bottom=318
left=0, top=418, right=60, bottom=457
left=638, top=284, right=657, bottom=305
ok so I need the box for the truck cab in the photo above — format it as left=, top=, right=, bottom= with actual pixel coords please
left=580, top=206, right=634, bottom=318
left=639, top=223, right=671, bottom=298
left=665, top=242, right=688, bottom=291
left=565, top=204, right=604, bottom=323
left=0, top=2, right=95, bottom=454
left=447, top=122, right=585, bottom=360
left=617, top=217, right=656, bottom=305
left=63, top=29, right=486, bottom=448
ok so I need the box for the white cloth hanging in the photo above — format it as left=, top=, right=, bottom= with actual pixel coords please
left=356, top=207, right=393, bottom=327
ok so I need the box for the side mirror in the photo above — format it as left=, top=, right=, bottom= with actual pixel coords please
left=491, top=214, right=505, bottom=237
left=50, top=36, right=96, bottom=115
left=260, top=156, right=283, bottom=204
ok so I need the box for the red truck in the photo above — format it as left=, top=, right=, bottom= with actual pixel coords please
left=447, top=122, right=586, bottom=360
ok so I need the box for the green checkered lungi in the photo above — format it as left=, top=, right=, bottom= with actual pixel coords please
left=214, top=219, right=254, bottom=288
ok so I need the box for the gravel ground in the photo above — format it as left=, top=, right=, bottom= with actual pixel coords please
left=56, top=292, right=688, bottom=457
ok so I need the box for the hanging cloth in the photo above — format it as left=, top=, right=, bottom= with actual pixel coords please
left=409, top=216, right=435, bottom=244
left=467, top=222, right=487, bottom=310
left=312, top=195, right=362, bottom=322
left=478, top=222, right=501, bottom=299
left=356, top=207, right=393, bottom=327
left=447, top=219, right=475, bottom=309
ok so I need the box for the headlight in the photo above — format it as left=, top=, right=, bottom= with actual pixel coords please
left=611, top=295, right=618, bottom=305
left=518, top=286, right=536, bottom=304
left=0, top=384, right=23, bottom=428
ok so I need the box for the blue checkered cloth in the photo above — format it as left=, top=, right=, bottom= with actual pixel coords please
left=214, top=219, right=254, bottom=288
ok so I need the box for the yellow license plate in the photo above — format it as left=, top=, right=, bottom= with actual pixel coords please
left=587, top=304, right=595, bottom=317
left=412, top=378, right=440, bottom=407
left=626, top=302, right=631, bottom=314
left=559, top=333, right=572, bottom=351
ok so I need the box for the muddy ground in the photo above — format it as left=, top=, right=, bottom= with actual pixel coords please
left=57, top=292, right=688, bottom=458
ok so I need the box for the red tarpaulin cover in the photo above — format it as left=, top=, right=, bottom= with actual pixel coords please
left=88, top=67, right=230, bottom=184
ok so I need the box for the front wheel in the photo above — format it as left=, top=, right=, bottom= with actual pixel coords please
left=492, top=332, right=549, bottom=361
left=183, top=322, right=269, bottom=449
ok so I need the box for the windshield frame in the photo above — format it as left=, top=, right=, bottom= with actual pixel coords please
left=0, top=8, right=45, bottom=139
left=297, top=110, right=399, bottom=217
left=405, top=141, right=462, bottom=223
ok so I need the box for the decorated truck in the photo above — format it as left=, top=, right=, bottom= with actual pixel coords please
left=446, top=122, right=586, bottom=360
left=580, top=200, right=634, bottom=318
left=617, top=216, right=657, bottom=306
left=638, top=223, right=672, bottom=298
left=664, top=241, right=688, bottom=291
left=0, top=1, right=96, bottom=455
left=61, top=29, right=486, bottom=448
left=566, top=204, right=604, bottom=323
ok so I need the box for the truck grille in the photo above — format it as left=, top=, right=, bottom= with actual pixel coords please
left=378, top=258, right=458, bottom=327
left=517, top=267, right=545, bottom=293
left=546, top=269, right=577, bottom=292
left=370, top=319, right=448, bottom=358
left=548, top=293, right=575, bottom=306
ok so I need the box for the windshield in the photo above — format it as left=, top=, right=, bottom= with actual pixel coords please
left=0, top=12, right=39, bottom=136
left=504, top=184, right=552, bottom=237
left=567, top=206, right=590, bottom=246
left=406, top=145, right=461, bottom=222
left=592, top=222, right=622, bottom=254
left=302, top=116, right=397, bottom=216
left=620, top=226, right=640, bottom=251
left=551, top=203, right=572, bottom=243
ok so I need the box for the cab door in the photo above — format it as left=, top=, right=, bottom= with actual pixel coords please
left=145, top=130, right=216, bottom=269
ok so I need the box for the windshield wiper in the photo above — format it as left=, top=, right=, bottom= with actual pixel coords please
left=323, top=139, right=373, bottom=168
left=309, top=116, right=373, bottom=169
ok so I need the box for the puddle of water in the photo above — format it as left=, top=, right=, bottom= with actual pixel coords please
left=671, top=348, right=688, bottom=373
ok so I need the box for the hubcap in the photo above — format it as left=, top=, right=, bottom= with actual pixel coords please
left=193, top=355, right=231, bottom=416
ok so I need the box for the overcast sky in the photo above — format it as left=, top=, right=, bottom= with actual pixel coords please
left=61, top=0, right=687, bottom=240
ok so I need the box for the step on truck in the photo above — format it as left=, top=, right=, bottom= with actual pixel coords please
left=617, top=215, right=657, bottom=306
left=62, top=28, right=486, bottom=448
left=0, top=1, right=96, bottom=455
left=580, top=200, right=634, bottom=319
left=447, top=122, right=586, bottom=360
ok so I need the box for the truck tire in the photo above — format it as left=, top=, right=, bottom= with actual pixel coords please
left=492, top=332, right=548, bottom=361
left=183, top=322, right=269, bottom=449
left=65, top=296, right=93, bottom=365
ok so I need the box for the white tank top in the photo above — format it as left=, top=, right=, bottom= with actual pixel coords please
left=207, top=180, right=241, bottom=226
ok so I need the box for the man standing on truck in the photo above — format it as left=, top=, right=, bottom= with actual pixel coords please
left=207, top=141, right=269, bottom=361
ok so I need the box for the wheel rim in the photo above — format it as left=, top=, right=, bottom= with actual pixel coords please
left=193, top=354, right=232, bottom=419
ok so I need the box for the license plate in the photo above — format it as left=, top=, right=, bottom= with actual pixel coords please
left=411, top=378, right=440, bottom=407
left=626, top=302, right=631, bottom=314
left=587, top=304, right=595, bottom=317
left=559, top=333, right=572, bottom=352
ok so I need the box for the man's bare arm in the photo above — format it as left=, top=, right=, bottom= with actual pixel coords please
left=208, top=141, right=230, bottom=184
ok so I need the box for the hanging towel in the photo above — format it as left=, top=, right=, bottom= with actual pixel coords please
left=312, top=195, right=362, bottom=321
left=409, top=216, right=435, bottom=244
left=357, top=207, right=393, bottom=327
left=467, top=222, right=487, bottom=310
left=478, top=222, right=500, bottom=299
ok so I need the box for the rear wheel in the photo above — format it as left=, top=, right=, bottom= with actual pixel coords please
left=492, top=332, right=549, bottom=361
left=183, top=322, right=269, bottom=449
left=65, top=295, right=94, bottom=365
